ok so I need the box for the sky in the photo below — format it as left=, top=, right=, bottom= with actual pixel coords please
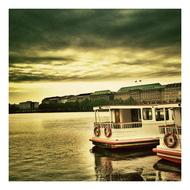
left=9, top=9, right=181, bottom=104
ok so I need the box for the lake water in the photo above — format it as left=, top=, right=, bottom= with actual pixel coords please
left=9, top=112, right=181, bottom=181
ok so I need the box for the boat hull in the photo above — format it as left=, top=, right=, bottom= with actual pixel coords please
left=89, top=137, right=159, bottom=149
left=153, top=147, right=181, bottom=164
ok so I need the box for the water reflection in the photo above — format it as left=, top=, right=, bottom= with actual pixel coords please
left=91, top=147, right=153, bottom=181
left=91, top=146, right=181, bottom=181
left=153, top=159, right=181, bottom=181
left=154, top=159, right=181, bottom=173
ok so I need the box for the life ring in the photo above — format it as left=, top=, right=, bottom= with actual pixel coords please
left=94, top=126, right=101, bottom=137
left=104, top=126, right=112, bottom=138
left=164, top=132, right=177, bottom=148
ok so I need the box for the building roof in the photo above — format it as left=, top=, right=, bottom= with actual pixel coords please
left=164, top=82, right=181, bottom=88
left=91, top=90, right=113, bottom=95
left=42, top=96, right=61, bottom=101
left=42, top=95, right=75, bottom=101
left=62, top=95, right=75, bottom=99
left=118, top=83, right=163, bottom=93
left=19, top=101, right=39, bottom=104
left=77, top=93, right=92, bottom=97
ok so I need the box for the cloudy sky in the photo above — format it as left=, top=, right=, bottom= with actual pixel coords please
left=9, top=9, right=181, bottom=103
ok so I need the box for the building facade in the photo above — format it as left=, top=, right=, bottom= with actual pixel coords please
left=140, top=89, right=163, bottom=104
left=90, top=90, right=114, bottom=101
left=42, top=96, right=61, bottom=104
left=19, top=101, right=39, bottom=110
left=115, top=83, right=181, bottom=104
left=76, top=93, right=92, bottom=102
left=40, top=82, right=181, bottom=106
left=162, top=83, right=181, bottom=103
left=41, top=95, right=77, bottom=104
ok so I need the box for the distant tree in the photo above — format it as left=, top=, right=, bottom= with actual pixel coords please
left=38, top=96, right=137, bottom=113
left=9, top=104, right=20, bottom=113
left=124, top=97, right=137, bottom=105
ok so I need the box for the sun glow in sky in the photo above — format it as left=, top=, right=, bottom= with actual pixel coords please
left=9, top=9, right=181, bottom=104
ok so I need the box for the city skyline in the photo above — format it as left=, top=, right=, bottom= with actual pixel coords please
left=9, top=9, right=181, bottom=104
left=10, top=81, right=181, bottom=104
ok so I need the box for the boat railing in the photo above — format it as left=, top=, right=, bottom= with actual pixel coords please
left=158, top=124, right=181, bottom=135
left=94, top=122, right=142, bottom=129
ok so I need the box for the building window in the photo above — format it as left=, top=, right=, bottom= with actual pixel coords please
left=142, top=108, right=152, bottom=120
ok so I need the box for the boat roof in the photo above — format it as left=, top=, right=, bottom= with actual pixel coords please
left=93, top=103, right=181, bottom=111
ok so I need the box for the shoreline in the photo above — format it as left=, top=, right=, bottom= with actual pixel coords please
left=9, top=110, right=94, bottom=114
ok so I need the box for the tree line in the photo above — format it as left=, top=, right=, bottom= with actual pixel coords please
left=38, top=97, right=136, bottom=112
left=9, top=97, right=137, bottom=113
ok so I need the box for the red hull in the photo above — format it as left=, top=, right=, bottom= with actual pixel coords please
left=153, top=148, right=181, bottom=164
left=90, top=137, right=159, bottom=149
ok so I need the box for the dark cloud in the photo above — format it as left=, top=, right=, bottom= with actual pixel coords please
left=9, top=55, right=74, bottom=65
left=9, top=64, right=180, bottom=83
left=9, top=9, right=181, bottom=51
left=9, top=72, right=59, bottom=82
left=9, top=9, right=181, bottom=83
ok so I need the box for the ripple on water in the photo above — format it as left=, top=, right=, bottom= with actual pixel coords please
left=9, top=112, right=181, bottom=181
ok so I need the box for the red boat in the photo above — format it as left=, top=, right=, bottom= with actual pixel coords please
left=153, top=105, right=181, bottom=164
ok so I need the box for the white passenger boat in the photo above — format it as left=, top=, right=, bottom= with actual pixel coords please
left=153, top=104, right=181, bottom=164
left=89, top=104, right=179, bottom=149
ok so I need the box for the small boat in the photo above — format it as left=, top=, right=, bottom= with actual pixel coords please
left=89, top=104, right=179, bottom=149
left=153, top=104, right=181, bottom=164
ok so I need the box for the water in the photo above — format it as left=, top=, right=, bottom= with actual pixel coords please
left=9, top=112, right=181, bottom=181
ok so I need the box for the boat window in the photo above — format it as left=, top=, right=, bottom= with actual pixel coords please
left=115, top=110, right=120, bottom=123
left=131, top=109, right=141, bottom=122
left=173, top=107, right=181, bottom=126
left=142, top=108, right=152, bottom=120
left=165, top=108, right=169, bottom=120
left=155, top=108, right=165, bottom=121
left=119, top=109, right=142, bottom=123
left=96, top=111, right=110, bottom=122
left=171, top=110, right=174, bottom=120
